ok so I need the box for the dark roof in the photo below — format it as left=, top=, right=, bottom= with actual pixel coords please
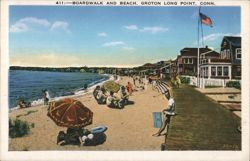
left=180, top=47, right=219, bottom=57
left=223, top=36, right=241, bottom=47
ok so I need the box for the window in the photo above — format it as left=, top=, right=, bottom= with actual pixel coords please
left=205, top=67, right=208, bottom=77
left=221, top=50, right=227, bottom=59
left=189, top=58, right=193, bottom=64
left=184, top=58, right=188, bottom=64
left=236, top=66, right=241, bottom=76
left=184, top=58, right=193, bottom=64
left=217, top=66, right=222, bottom=76
left=226, top=49, right=230, bottom=59
left=223, top=66, right=229, bottom=76
left=236, top=48, right=241, bottom=59
left=211, top=66, right=216, bottom=76
left=220, top=51, right=224, bottom=59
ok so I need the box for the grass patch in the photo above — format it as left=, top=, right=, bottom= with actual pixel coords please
left=205, top=85, right=223, bottom=88
left=226, top=81, right=241, bottom=89
left=31, top=123, right=35, bottom=128
left=16, top=110, right=38, bottom=118
left=9, top=118, right=30, bottom=138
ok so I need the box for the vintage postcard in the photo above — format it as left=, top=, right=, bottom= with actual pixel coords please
left=0, top=0, right=249, bottom=160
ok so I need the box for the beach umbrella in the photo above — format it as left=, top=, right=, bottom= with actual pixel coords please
left=47, top=98, right=93, bottom=128
left=103, top=80, right=120, bottom=93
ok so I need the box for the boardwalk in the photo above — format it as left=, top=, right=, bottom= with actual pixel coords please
left=165, top=85, right=241, bottom=150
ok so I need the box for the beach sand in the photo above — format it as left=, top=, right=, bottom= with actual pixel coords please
left=9, top=76, right=168, bottom=151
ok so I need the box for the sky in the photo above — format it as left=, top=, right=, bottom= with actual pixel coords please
left=9, top=6, right=240, bottom=67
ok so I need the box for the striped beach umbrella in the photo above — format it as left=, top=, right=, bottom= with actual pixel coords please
left=47, top=98, right=93, bottom=128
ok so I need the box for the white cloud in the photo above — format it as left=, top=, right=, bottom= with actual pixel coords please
left=103, top=41, right=125, bottom=47
left=10, top=17, right=50, bottom=33
left=19, top=17, right=50, bottom=27
left=191, top=33, right=241, bottom=46
left=139, top=26, right=168, bottom=34
left=202, top=33, right=240, bottom=42
left=50, top=21, right=70, bottom=33
left=124, top=25, right=169, bottom=34
left=122, top=46, right=135, bottom=51
left=202, top=33, right=225, bottom=41
left=10, top=22, right=28, bottom=33
left=124, top=25, right=138, bottom=30
left=97, top=32, right=107, bottom=37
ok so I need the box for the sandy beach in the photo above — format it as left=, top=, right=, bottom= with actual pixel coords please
left=9, top=76, right=168, bottom=151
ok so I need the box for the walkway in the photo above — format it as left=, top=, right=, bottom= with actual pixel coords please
left=165, top=85, right=241, bottom=150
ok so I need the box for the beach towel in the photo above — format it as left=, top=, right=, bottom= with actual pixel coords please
left=153, top=112, right=162, bottom=128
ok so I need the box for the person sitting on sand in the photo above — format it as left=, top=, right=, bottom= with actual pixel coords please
left=96, top=87, right=107, bottom=104
left=153, top=92, right=176, bottom=137
left=120, top=86, right=129, bottom=99
left=119, top=86, right=129, bottom=105
left=57, top=127, right=88, bottom=146
left=126, top=82, right=133, bottom=95
left=17, top=99, right=31, bottom=108
left=106, top=91, right=120, bottom=108
left=93, top=86, right=101, bottom=99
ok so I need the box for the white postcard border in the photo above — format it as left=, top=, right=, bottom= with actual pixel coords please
left=1, top=0, right=249, bottom=161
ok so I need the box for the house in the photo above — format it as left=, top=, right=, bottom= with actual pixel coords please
left=199, top=36, right=241, bottom=80
left=136, top=63, right=160, bottom=76
left=177, top=46, right=219, bottom=76
left=159, top=58, right=177, bottom=78
left=220, top=36, right=241, bottom=79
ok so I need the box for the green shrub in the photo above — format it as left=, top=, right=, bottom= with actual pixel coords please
left=226, top=81, right=241, bottom=89
left=9, top=118, right=30, bottom=138
left=31, top=123, right=35, bottom=128
left=205, top=85, right=222, bottom=88
left=180, top=77, right=190, bottom=84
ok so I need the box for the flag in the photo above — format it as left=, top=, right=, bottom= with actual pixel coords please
left=199, top=12, right=213, bottom=27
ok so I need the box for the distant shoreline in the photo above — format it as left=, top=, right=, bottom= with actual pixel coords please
left=9, top=66, right=134, bottom=73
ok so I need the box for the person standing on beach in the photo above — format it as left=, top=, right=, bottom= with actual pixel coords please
left=132, top=76, right=136, bottom=87
left=153, top=92, right=176, bottom=137
left=43, top=89, right=50, bottom=105
left=126, top=82, right=133, bottom=95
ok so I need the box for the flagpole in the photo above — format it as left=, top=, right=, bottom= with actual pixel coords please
left=197, top=6, right=201, bottom=87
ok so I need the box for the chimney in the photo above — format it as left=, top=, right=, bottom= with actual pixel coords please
left=205, top=45, right=208, bottom=48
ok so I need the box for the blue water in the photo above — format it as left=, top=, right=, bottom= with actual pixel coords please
left=9, top=70, right=109, bottom=108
